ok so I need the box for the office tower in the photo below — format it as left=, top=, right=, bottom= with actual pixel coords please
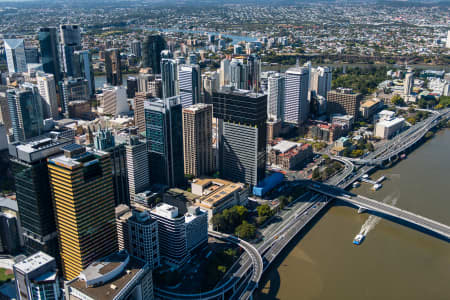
left=4, top=39, right=27, bottom=73
left=125, top=136, right=150, bottom=203
left=220, top=58, right=230, bottom=87
left=178, top=64, right=201, bottom=107
left=134, top=92, right=152, bottom=134
left=182, top=104, right=213, bottom=177
left=0, top=211, right=21, bottom=254
left=115, top=205, right=131, bottom=251
left=13, top=252, right=60, bottom=300
left=9, top=135, right=72, bottom=257
left=212, top=88, right=267, bottom=186
left=142, top=35, right=166, bottom=74
left=59, top=77, right=90, bottom=114
left=404, top=71, right=414, bottom=96
left=105, top=48, right=122, bottom=86
left=24, top=47, right=39, bottom=64
left=38, top=28, right=62, bottom=83
left=185, top=206, right=208, bottom=252
left=94, top=128, right=130, bottom=206
left=284, top=67, right=310, bottom=125
left=161, top=49, right=173, bottom=59
left=7, top=84, right=44, bottom=142
left=327, top=88, right=362, bottom=119
left=0, top=85, right=12, bottom=129
left=36, top=72, right=58, bottom=119
left=145, top=96, right=184, bottom=187
left=131, top=40, right=142, bottom=58
left=267, top=73, right=285, bottom=121
left=229, top=59, right=248, bottom=89
left=60, top=24, right=81, bottom=46
left=202, top=71, right=219, bottom=104
left=149, top=203, right=188, bottom=265
left=73, top=50, right=95, bottom=97
left=161, top=58, right=178, bottom=99
left=310, top=66, right=332, bottom=99
left=64, top=251, right=154, bottom=300
left=97, top=86, right=129, bottom=116
left=48, top=144, right=118, bottom=280
left=128, top=210, right=160, bottom=269
left=247, top=54, right=261, bottom=92
left=127, top=76, right=138, bottom=98
left=234, top=44, right=243, bottom=55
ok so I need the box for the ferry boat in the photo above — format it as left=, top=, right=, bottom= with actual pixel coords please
left=400, top=154, right=407, bottom=159
left=352, top=182, right=361, bottom=188
left=372, top=183, right=382, bottom=191
left=353, top=234, right=365, bottom=245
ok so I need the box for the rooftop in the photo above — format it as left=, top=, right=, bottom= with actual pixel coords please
left=377, top=117, right=405, bottom=127
left=14, top=252, right=54, bottom=274
left=193, top=178, right=244, bottom=209
left=271, top=140, right=302, bottom=153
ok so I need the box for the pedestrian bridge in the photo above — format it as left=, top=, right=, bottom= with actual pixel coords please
left=308, top=183, right=450, bottom=241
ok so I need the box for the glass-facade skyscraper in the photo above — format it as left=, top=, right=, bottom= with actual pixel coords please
left=144, top=96, right=184, bottom=187
left=38, top=28, right=62, bottom=83
left=142, top=35, right=166, bottom=74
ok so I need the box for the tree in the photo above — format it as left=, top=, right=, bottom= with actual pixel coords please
left=391, top=94, right=405, bottom=106
left=235, top=221, right=256, bottom=240
left=257, top=204, right=272, bottom=218
left=312, top=168, right=320, bottom=181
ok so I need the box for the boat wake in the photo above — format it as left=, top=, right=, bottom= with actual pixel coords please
left=358, top=193, right=399, bottom=236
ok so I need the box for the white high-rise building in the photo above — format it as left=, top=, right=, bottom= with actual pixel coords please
left=267, top=73, right=285, bottom=121
left=4, top=39, right=27, bottom=73
left=36, top=72, right=59, bottom=119
left=404, top=72, right=414, bottom=96
left=446, top=30, right=450, bottom=49
left=311, top=66, right=332, bottom=99
left=125, top=137, right=150, bottom=203
left=97, top=86, right=129, bottom=116
left=229, top=59, right=248, bottom=90
left=284, top=67, right=310, bottom=125
left=220, top=58, right=231, bottom=87
left=178, top=64, right=201, bottom=107
left=161, top=58, right=178, bottom=99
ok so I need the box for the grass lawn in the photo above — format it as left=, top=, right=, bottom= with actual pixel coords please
left=0, top=268, right=14, bottom=284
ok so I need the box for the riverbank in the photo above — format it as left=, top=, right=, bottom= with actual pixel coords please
left=256, top=128, right=450, bottom=300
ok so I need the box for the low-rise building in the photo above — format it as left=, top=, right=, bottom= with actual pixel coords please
left=306, top=121, right=343, bottom=143
left=359, top=99, right=383, bottom=120
left=184, top=206, right=208, bottom=252
left=268, top=140, right=313, bottom=170
left=191, top=178, right=248, bottom=229
left=375, top=117, right=405, bottom=139
left=64, top=250, right=154, bottom=300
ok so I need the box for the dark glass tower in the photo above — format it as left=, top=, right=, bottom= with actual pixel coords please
left=212, top=87, right=267, bottom=186
left=142, top=35, right=166, bottom=74
left=9, top=135, right=72, bottom=258
left=38, top=28, right=62, bottom=83
left=144, top=96, right=184, bottom=187
left=105, top=48, right=122, bottom=86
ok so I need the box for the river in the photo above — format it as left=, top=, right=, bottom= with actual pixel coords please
left=257, top=129, right=450, bottom=300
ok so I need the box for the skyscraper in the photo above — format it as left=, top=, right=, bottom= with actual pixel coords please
left=131, top=40, right=142, bottom=58
left=229, top=59, right=248, bottom=90
left=59, top=25, right=82, bottom=77
left=48, top=144, right=118, bottom=280
left=4, top=39, right=27, bottom=73
left=9, top=135, right=72, bottom=259
left=161, top=58, right=178, bottom=99
left=182, top=103, right=214, bottom=177
left=247, top=54, right=261, bottom=92
left=134, top=92, right=152, bottom=134
left=58, top=77, right=90, bottom=115
left=38, top=28, right=62, bottom=83
left=284, top=67, right=310, bottom=125
left=94, top=128, right=130, bottom=206
left=7, top=84, right=44, bottom=142
left=327, top=88, right=362, bottom=119
left=105, top=48, right=122, bottom=86
left=202, top=71, right=220, bottom=104
left=220, top=58, right=231, bottom=87
left=213, top=87, right=267, bottom=186
left=125, top=136, right=150, bottom=203
left=142, top=35, right=166, bottom=74
left=73, top=50, right=95, bottom=97
left=267, top=73, right=285, bottom=121
left=310, top=66, right=332, bottom=99
left=145, top=96, right=184, bottom=187
left=178, top=64, right=201, bottom=107
left=36, top=72, right=59, bottom=119
left=404, top=71, right=414, bottom=96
